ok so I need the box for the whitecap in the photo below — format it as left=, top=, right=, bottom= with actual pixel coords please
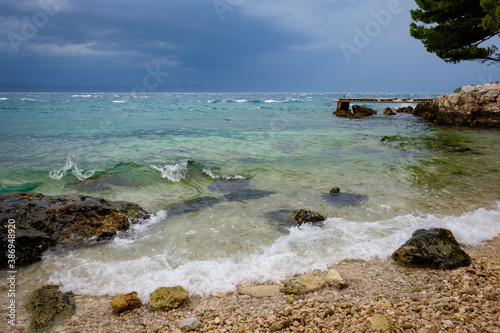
left=149, top=161, right=189, bottom=182
left=49, top=158, right=98, bottom=181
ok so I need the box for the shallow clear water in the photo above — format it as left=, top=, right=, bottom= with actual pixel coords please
left=1, top=92, right=500, bottom=300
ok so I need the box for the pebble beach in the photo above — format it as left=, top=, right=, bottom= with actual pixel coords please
left=2, top=237, right=499, bottom=333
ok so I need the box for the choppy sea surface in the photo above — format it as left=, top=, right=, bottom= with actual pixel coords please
left=1, top=92, right=500, bottom=301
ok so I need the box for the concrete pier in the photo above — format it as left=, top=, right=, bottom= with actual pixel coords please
left=332, top=97, right=435, bottom=111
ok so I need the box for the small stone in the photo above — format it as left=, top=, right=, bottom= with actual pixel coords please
left=270, top=321, right=284, bottom=331
left=179, top=317, right=203, bottom=332
left=329, top=187, right=340, bottom=194
left=111, top=291, right=142, bottom=314
left=402, top=323, right=412, bottom=330
left=368, top=314, right=394, bottom=332
left=324, top=269, right=349, bottom=289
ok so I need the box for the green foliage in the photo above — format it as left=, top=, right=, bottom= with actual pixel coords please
left=410, top=0, right=500, bottom=64
left=453, top=87, right=462, bottom=93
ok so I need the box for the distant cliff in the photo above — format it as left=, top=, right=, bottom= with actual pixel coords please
left=414, top=88, right=500, bottom=128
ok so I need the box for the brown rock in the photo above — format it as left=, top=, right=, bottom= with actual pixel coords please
left=324, top=269, right=349, bottom=289
left=0, top=192, right=149, bottom=267
left=149, top=286, right=189, bottom=311
left=283, top=274, right=326, bottom=295
left=111, top=291, right=142, bottom=314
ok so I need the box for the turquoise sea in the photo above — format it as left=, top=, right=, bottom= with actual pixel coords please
left=1, top=92, right=500, bottom=300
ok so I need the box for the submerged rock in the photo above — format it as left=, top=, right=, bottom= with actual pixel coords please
left=224, top=188, right=275, bottom=201
left=207, top=179, right=251, bottom=193
left=321, top=192, right=367, bottom=208
left=0, top=193, right=149, bottom=267
left=392, top=228, right=471, bottom=269
left=165, top=196, right=222, bottom=216
left=27, top=285, right=75, bottom=332
left=149, top=286, right=189, bottom=311
left=111, top=291, right=142, bottom=314
left=293, top=209, right=325, bottom=225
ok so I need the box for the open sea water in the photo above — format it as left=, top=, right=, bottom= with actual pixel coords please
left=1, top=92, right=500, bottom=301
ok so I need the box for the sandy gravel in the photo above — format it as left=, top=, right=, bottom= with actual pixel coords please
left=1, top=237, right=499, bottom=333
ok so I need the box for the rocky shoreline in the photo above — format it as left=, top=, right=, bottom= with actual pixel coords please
left=1, top=236, right=498, bottom=333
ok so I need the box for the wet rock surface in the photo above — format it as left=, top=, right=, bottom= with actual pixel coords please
left=27, top=285, right=75, bottom=332
left=0, top=193, right=149, bottom=267
left=392, top=228, right=472, bottom=269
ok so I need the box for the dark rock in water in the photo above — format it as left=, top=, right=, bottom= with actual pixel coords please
left=329, top=187, right=341, bottom=194
left=208, top=179, right=251, bottom=193
left=224, top=189, right=275, bottom=201
left=383, top=107, right=396, bottom=115
left=397, top=106, right=414, bottom=113
left=0, top=193, right=150, bottom=267
left=293, top=209, right=325, bottom=225
left=321, top=192, right=367, bottom=208
left=333, top=109, right=351, bottom=117
left=27, top=285, right=75, bottom=332
left=165, top=196, right=222, bottom=216
left=352, top=105, right=377, bottom=116
left=392, top=228, right=471, bottom=270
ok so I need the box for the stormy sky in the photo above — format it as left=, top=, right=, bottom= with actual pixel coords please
left=0, top=0, right=498, bottom=92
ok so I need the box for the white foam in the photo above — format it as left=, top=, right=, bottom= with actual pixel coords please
left=0, top=97, right=9, bottom=101
left=149, top=161, right=188, bottom=182
left=44, top=203, right=500, bottom=302
left=112, top=100, right=126, bottom=103
left=49, top=158, right=98, bottom=181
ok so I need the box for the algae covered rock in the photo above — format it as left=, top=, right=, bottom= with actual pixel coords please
left=293, top=209, right=325, bottom=225
left=392, top=228, right=471, bottom=269
left=383, top=107, right=396, bottom=115
left=27, top=285, right=75, bottom=332
left=111, top=291, right=142, bottom=314
left=149, top=286, right=189, bottom=311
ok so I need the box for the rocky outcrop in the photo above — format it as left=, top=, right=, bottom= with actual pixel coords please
left=111, top=291, right=143, bottom=314
left=333, top=105, right=377, bottom=118
left=27, top=285, right=75, bottom=332
left=397, top=106, right=414, bottom=113
left=149, top=286, right=189, bottom=311
left=413, top=89, right=500, bottom=127
left=383, top=107, right=395, bottom=115
left=392, top=228, right=471, bottom=269
left=0, top=193, right=150, bottom=267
